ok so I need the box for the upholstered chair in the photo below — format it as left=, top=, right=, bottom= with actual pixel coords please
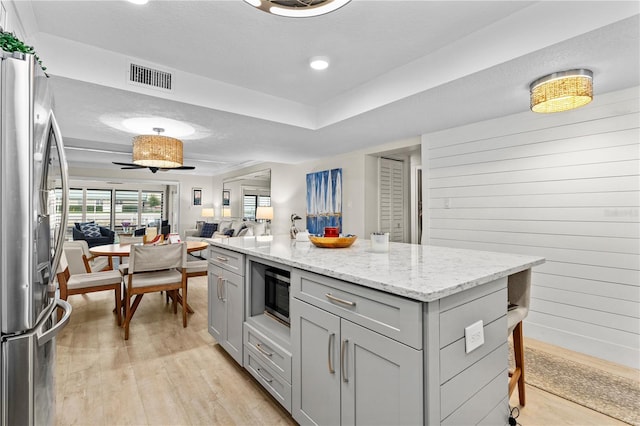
left=507, top=269, right=532, bottom=406
left=123, top=243, right=188, bottom=340
left=56, top=250, right=123, bottom=325
left=64, top=240, right=110, bottom=273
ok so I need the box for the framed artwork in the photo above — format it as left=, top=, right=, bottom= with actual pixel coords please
left=192, top=188, right=202, bottom=206
left=306, top=168, right=342, bottom=235
left=222, top=190, right=230, bottom=206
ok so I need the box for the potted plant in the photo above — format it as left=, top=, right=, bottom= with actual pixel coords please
left=0, top=27, right=47, bottom=74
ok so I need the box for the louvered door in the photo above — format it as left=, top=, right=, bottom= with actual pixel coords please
left=378, top=158, right=405, bottom=242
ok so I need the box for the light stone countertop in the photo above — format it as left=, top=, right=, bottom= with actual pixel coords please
left=207, top=235, right=545, bottom=302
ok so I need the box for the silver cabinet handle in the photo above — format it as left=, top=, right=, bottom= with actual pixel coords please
left=341, top=338, right=349, bottom=383
left=216, top=256, right=228, bottom=262
left=256, top=367, right=273, bottom=383
left=255, top=343, right=273, bottom=357
left=220, top=278, right=227, bottom=302
left=216, top=276, right=222, bottom=300
left=326, top=293, right=356, bottom=307
left=328, top=333, right=335, bottom=374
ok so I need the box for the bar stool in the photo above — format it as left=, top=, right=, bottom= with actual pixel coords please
left=508, top=269, right=531, bottom=406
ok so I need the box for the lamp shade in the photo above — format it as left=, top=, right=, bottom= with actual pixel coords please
left=201, top=208, right=215, bottom=218
left=132, top=134, right=183, bottom=168
left=530, top=69, right=593, bottom=113
left=256, top=206, right=274, bottom=221
left=222, top=206, right=231, bottom=217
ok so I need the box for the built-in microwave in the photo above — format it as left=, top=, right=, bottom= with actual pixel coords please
left=264, top=268, right=290, bottom=326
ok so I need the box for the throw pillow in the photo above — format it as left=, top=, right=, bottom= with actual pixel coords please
left=200, top=223, right=217, bottom=238
left=223, top=228, right=235, bottom=237
left=237, top=227, right=249, bottom=237
left=80, top=222, right=101, bottom=238
left=231, top=220, right=245, bottom=237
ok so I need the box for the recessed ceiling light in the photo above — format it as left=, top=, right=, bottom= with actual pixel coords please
left=244, top=0, right=351, bottom=18
left=127, top=0, right=149, bottom=4
left=310, top=57, right=329, bottom=71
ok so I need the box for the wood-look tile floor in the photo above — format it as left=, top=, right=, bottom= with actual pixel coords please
left=55, top=276, right=295, bottom=425
left=56, top=276, right=635, bottom=425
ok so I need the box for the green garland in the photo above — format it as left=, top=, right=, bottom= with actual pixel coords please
left=0, top=29, right=47, bottom=73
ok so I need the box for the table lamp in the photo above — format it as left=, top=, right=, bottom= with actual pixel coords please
left=256, top=206, right=274, bottom=235
left=201, top=207, right=215, bottom=221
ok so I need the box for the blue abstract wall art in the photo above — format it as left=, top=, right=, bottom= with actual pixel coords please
left=306, top=168, right=342, bottom=235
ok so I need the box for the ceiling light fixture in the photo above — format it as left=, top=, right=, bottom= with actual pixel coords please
left=530, top=69, right=593, bottom=113
left=310, top=57, right=329, bottom=70
left=132, top=127, right=183, bottom=168
left=244, top=0, right=351, bottom=18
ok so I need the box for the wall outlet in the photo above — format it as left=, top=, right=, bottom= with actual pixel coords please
left=465, top=320, right=484, bottom=354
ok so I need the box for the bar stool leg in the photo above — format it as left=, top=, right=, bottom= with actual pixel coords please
left=509, top=321, right=526, bottom=406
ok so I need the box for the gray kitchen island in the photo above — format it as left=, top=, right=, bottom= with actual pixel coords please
left=205, top=235, right=544, bottom=425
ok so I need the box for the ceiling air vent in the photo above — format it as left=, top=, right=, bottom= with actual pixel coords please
left=128, top=63, right=172, bottom=91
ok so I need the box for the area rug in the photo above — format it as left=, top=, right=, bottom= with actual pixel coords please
left=509, top=345, right=640, bottom=425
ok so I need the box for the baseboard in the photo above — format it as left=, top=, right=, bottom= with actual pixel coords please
left=525, top=321, right=640, bottom=370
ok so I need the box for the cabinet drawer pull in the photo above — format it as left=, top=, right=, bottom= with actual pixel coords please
left=256, top=367, right=273, bottom=383
left=328, top=333, right=335, bottom=374
left=341, top=339, right=349, bottom=382
left=326, top=293, right=356, bottom=307
left=255, top=343, right=273, bottom=357
left=216, top=256, right=229, bottom=262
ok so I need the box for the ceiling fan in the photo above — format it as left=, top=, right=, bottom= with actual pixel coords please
left=112, top=127, right=196, bottom=173
left=112, top=162, right=195, bottom=173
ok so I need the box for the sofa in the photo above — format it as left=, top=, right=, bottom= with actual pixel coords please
left=184, top=219, right=266, bottom=258
left=72, top=222, right=115, bottom=248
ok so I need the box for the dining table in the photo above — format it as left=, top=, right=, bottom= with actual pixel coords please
left=90, top=240, right=209, bottom=269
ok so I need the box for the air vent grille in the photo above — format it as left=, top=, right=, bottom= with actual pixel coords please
left=129, top=63, right=172, bottom=91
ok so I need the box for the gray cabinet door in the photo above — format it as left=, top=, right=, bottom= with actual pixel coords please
left=291, top=299, right=341, bottom=426
left=220, top=269, right=243, bottom=365
left=208, top=262, right=244, bottom=366
left=341, top=319, right=423, bottom=426
left=208, top=264, right=225, bottom=343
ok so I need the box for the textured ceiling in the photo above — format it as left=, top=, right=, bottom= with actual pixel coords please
left=20, top=0, right=640, bottom=175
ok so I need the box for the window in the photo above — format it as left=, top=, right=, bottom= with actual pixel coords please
left=142, top=190, right=164, bottom=227
left=85, top=189, right=112, bottom=228
left=115, top=190, right=139, bottom=232
left=243, top=195, right=271, bottom=219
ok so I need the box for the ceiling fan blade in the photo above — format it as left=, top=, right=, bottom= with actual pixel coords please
left=112, top=162, right=143, bottom=168
left=173, top=166, right=196, bottom=170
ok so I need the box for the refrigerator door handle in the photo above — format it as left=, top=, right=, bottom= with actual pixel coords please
left=47, top=111, right=69, bottom=279
left=36, top=299, right=71, bottom=346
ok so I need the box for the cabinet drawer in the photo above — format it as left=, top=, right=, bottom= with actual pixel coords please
left=245, top=350, right=292, bottom=413
left=292, top=269, right=422, bottom=349
left=209, top=247, right=244, bottom=275
left=244, top=322, right=292, bottom=383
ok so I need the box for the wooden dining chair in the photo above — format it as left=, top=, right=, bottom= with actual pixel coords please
left=117, top=235, right=144, bottom=272
left=123, top=242, right=188, bottom=340
left=508, top=269, right=532, bottom=406
left=56, top=250, right=123, bottom=325
left=64, top=240, right=111, bottom=273
left=166, top=259, right=208, bottom=312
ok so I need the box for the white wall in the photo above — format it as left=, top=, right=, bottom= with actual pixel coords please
left=263, top=137, right=421, bottom=238
left=421, top=87, right=640, bottom=369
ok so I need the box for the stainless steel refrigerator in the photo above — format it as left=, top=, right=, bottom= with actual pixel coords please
left=0, top=51, right=72, bottom=425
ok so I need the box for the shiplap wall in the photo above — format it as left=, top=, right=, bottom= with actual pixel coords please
left=422, top=87, right=640, bottom=369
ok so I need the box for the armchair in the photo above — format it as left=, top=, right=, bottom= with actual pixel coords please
left=72, top=222, right=115, bottom=248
